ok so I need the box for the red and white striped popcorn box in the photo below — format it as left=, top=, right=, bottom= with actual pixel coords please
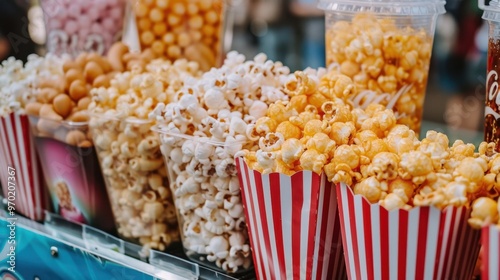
left=480, top=225, right=500, bottom=279
left=336, top=183, right=481, bottom=280
left=236, top=158, right=346, bottom=280
left=0, top=112, right=46, bottom=221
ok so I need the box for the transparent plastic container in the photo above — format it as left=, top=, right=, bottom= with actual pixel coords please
left=88, top=115, right=180, bottom=254
left=40, top=0, right=126, bottom=57
left=153, top=124, right=253, bottom=275
left=319, top=0, right=445, bottom=134
left=27, top=115, right=114, bottom=232
left=128, top=0, right=228, bottom=71
left=480, top=0, right=500, bottom=151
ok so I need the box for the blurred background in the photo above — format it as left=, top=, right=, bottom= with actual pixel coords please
left=0, top=0, right=490, bottom=134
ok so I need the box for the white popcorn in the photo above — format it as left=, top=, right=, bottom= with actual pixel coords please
left=0, top=53, right=67, bottom=117
left=151, top=52, right=297, bottom=272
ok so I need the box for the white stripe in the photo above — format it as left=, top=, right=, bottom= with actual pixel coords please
left=406, top=209, right=420, bottom=279
left=238, top=160, right=265, bottom=280
left=300, top=172, right=313, bottom=280
left=389, top=209, right=399, bottom=280
left=490, top=226, right=499, bottom=280
left=5, top=115, right=29, bottom=217
left=340, top=184, right=356, bottom=279
left=371, top=202, right=381, bottom=280
left=354, top=195, right=367, bottom=280
left=311, top=176, right=325, bottom=279
left=280, top=174, right=293, bottom=279
left=15, top=114, right=35, bottom=219
left=424, top=207, right=441, bottom=278
left=247, top=163, right=272, bottom=280
left=262, top=173, right=280, bottom=280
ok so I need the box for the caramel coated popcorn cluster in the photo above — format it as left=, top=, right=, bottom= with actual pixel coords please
left=326, top=13, right=433, bottom=132
left=245, top=70, right=500, bottom=212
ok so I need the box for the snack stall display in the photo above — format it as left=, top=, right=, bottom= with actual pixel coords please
left=3, top=0, right=500, bottom=279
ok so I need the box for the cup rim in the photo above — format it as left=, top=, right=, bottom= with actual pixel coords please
left=151, top=124, right=248, bottom=147
left=27, top=113, right=89, bottom=128
left=89, top=112, right=154, bottom=125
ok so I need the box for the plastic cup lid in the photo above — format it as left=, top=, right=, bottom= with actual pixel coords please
left=480, top=0, right=500, bottom=22
left=318, top=0, right=446, bottom=16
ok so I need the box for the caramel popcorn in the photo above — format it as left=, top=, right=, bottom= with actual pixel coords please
left=325, top=13, right=434, bottom=133
left=244, top=69, right=500, bottom=214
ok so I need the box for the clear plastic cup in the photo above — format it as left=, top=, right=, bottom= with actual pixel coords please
left=40, top=0, right=126, bottom=57
left=88, top=115, right=180, bottom=254
left=319, top=0, right=445, bottom=134
left=27, top=115, right=115, bottom=232
left=153, top=124, right=253, bottom=275
left=480, top=0, right=500, bottom=150
left=127, top=0, right=228, bottom=71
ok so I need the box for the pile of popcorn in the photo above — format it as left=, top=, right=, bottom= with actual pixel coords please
left=150, top=51, right=294, bottom=272
left=0, top=54, right=66, bottom=117
left=325, top=13, right=433, bottom=132
left=88, top=57, right=202, bottom=254
left=244, top=69, right=500, bottom=212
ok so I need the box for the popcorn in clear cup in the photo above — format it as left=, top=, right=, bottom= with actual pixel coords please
left=153, top=127, right=253, bottom=274
left=149, top=51, right=294, bottom=273
left=129, top=0, right=228, bottom=71
left=40, top=0, right=126, bottom=57
left=89, top=115, right=179, bottom=252
left=318, top=0, right=446, bottom=133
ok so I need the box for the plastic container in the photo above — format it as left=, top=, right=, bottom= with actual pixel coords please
left=235, top=158, right=346, bottom=280
left=336, top=183, right=480, bottom=280
left=318, top=0, right=445, bottom=134
left=0, top=113, right=47, bottom=221
left=27, top=115, right=114, bottom=232
left=126, top=0, right=228, bottom=71
left=153, top=125, right=253, bottom=275
left=480, top=0, right=500, bottom=151
left=40, top=0, right=126, bottom=57
left=89, top=115, right=180, bottom=254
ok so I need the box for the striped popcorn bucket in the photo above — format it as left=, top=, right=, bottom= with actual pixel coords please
left=336, top=183, right=481, bottom=280
left=481, top=225, right=500, bottom=279
left=236, top=158, right=346, bottom=280
left=0, top=112, right=46, bottom=221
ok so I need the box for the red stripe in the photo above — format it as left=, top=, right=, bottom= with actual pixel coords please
left=482, top=227, right=489, bottom=280
left=305, top=172, right=321, bottom=279
left=398, top=210, right=409, bottom=280
left=291, top=172, right=304, bottom=280
left=362, top=197, right=374, bottom=279
left=433, top=209, right=447, bottom=280
left=336, top=184, right=352, bottom=280
left=415, top=207, right=430, bottom=280
left=269, top=173, right=286, bottom=279
left=316, top=179, right=331, bottom=280
left=347, top=185, right=361, bottom=280
left=380, top=206, right=389, bottom=280
left=253, top=169, right=275, bottom=278
left=12, top=114, right=30, bottom=219
left=20, top=114, right=36, bottom=220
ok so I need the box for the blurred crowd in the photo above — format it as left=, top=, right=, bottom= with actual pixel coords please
left=0, top=0, right=493, bottom=130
